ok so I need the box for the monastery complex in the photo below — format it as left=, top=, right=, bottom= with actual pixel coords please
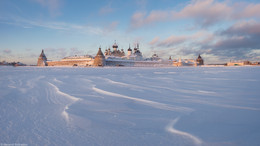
left=37, top=41, right=205, bottom=67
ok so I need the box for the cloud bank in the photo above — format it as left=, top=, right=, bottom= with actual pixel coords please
left=130, top=0, right=260, bottom=29
left=139, top=0, right=260, bottom=63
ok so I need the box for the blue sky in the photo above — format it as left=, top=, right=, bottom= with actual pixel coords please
left=0, top=0, right=260, bottom=65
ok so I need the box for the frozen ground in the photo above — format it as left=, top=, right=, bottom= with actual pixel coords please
left=0, top=66, right=260, bottom=146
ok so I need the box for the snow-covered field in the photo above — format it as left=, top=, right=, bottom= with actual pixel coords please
left=0, top=66, right=260, bottom=146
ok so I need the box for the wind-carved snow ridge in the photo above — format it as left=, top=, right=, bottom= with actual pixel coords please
left=102, top=78, right=153, bottom=91
left=48, top=82, right=80, bottom=122
left=53, top=78, right=63, bottom=84
left=92, top=86, right=193, bottom=112
left=166, top=117, right=203, bottom=145
left=48, top=82, right=80, bottom=102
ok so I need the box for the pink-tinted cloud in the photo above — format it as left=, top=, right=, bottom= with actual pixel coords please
left=174, top=0, right=232, bottom=27
left=130, top=12, right=146, bottom=28
left=130, top=10, right=168, bottom=29
left=130, top=0, right=233, bottom=29
left=198, top=21, right=260, bottom=59
left=149, top=37, right=160, bottom=45
left=146, top=10, right=168, bottom=24
left=158, top=35, right=188, bottom=47
left=221, top=20, right=260, bottom=36
left=130, top=0, right=260, bottom=29
left=212, top=21, right=260, bottom=51
left=3, top=49, right=12, bottom=54
left=240, top=3, right=260, bottom=18
left=151, top=30, right=214, bottom=48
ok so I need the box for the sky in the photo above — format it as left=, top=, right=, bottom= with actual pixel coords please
left=0, top=0, right=260, bottom=65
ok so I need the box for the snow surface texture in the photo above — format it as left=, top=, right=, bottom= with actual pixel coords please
left=0, top=66, right=260, bottom=146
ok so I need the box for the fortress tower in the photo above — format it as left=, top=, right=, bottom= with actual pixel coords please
left=196, top=54, right=204, bottom=65
left=37, top=50, right=48, bottom=66
left=93, top=47, right=106, bottom=66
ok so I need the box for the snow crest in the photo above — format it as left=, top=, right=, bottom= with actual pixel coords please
left=92, top=86, right=193, bottom=112
left=48, top=82, right=80, bottom=122
left=166, top=117, right=203, bottom=145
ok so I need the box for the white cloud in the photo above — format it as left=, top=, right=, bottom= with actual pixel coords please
left=0, top=16, right=104, bottom=36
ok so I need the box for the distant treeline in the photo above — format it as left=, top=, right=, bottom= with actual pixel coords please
left=0, top=61, right=26, bottom=66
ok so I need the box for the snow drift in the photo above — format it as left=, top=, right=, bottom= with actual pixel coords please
left=0, top=66, right=260, bottom=145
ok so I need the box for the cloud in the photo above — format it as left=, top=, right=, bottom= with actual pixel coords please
left=157, top=35, right=188, bottom=47
left=207, top=21, right=260, bottom=58
left=104, top=21, right=119, bottom=34
left=205, top=21, right=260, bottom=60
left=130, top=0, right=232, bottom=29
left=3, top=49, right=12, bottom=54
left=129, top=0, right=260, bottom=29
left=32, top=0, right=63, bottom=17
left=26, top=48, right=32, bottom=51
left=69, top=48, right=84, bottom=56
left=0, top=16, right=103, bottom=35
left=237, top=3, right=260, bottom=18
left=99, top=3, right=114, bottom=15
left=130, top=12, right=146, bottom=29
left=174, top=0, right=232, bottom=27
left=44, top=48, right=67, bottom=59
left=149, top=37, right=160, bottom=45
left=151, top=30, right=214, bottom=48
left=148, top=20, right=260, bottom=62
left=246, top=49, right=260, bottom=61
left=220, top=20, right=260, bottom=36
left=43, top=48, right=88, bottom=59
left=130, top=11, right=169, bottom=29
left=30, top=53, right=38, bottom=58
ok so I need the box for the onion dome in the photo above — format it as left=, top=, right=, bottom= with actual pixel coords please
left=112, top=40, right=118, bottom=48
left=128, top=44, right=132, bottom=51
left=134, top=45, right=138, bottom=50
